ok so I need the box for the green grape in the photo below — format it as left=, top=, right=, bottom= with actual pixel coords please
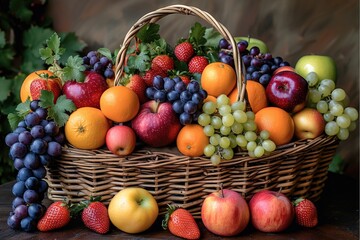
left=309, top=89, right=322, bottom=103
left=219, top=137, right=231, bottom=148
left=243, top=120, right=257, bottom=131
left=198, top=113, right=211, bottom=126
left=331, top=88, right=346, bottom=102
left=336, top=114, right=351, bottom=128
left=202, top=101, right=217, bottom=114
left=246, top=111, right=255, bottom=120
left=209, top=134, right=221, bottom=146
left=248, top=151, right=256, bottom=158
left=231, top=101, right=246, bottom=111
left=236, top=134, right=247, bottom=148
left=218, top=105, right=232, bottom=116
left=222, top=113, right=235, bottom=127
left=260, top=130, right=270, bottom=140
left=228, top=134, right=237, bottom=148
left=211, top=116, right=222, bottom=129
left=344, top=107, right=359, bottom=121
left=221, top=147, right=234, bottom=160
left=330, top=103, right=344, bottom=116
left=316, top=100, right=329, bottom=113
left=244, top=131, right=257, bottom=141
left=204, top=144, right=216, bottom=157
left=231, top=122, right=243, bottom=134
left=337, top=128, right=349, bottom=141
left=348, top=121, right=357, bottom=132
left=217, top=94, right=230, bottom=107
left=233, top=110, right=247, bottom=123
left=203, top=125, right=215, bottom=136
left=323, top=112, right=335, bottom=122
left=305, top=72, right=319, bottom=87
left=210, top=154, right=221, bottom=165
left=246, top=141, right=257, bottom=151
left=320, top=79, right=336, bottom=91
left=262, top=139, right=276, bottom=152
left=254, top=146, right=265, bottom=157
left=318, top=84, right=331, bottom=97
left=220, top=125, right=231, bottom=135
left=325, top=121, right=340, bottom=136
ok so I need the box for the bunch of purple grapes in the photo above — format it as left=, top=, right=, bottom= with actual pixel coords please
left=218, top=38, right=290, bottom=86
left=5, top=100, right=65, bottom=232
left=145, top=76, right=208, bottom=125
left=82, top=51, right=115, bottom=79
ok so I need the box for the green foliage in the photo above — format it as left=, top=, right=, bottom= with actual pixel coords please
left=0, top=0, right=86, bottom=184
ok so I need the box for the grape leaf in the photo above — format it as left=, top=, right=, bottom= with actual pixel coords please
left=9, top=0, right=33, bottom=22
left=39, top=32, right=65, bottom=65
left=137, top=23, right=160, bottom=43
left=58, top=32, right=87, bottom=65
left=189, top=22, right=207, bottom=47
left=62, top=55, right=86, bottom=81
left=204, top=28, right=222, bottom=48
left=0, top=30, right=5, bottom=48
left=97, top=48, right=113, bottom=60
left=0, top=77, right=12, bottom=102
left=7, top=99, right=31, bottom=129
left=39, top=91, right=76, bottom=127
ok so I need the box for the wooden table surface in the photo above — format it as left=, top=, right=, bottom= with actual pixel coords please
left=0, top=172, right=358, bottom=239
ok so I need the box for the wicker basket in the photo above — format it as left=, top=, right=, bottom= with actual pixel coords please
left=46, top=4, right=339, bottom=218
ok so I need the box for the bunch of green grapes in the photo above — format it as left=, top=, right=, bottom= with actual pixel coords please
left=198, top=94, right=277, bottom=165
left=306, top=72, right=358, bottom=140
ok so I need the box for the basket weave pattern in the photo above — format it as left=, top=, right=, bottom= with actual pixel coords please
left=46, top=5, right=339, bottom=218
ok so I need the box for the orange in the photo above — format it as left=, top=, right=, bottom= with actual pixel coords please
left=273, top=66, right=295, bottom=75
left=176, top=124, right=209, bottom=157
left=255, top=107, right=295, bottom=146
left=65, top=107, right=110, bottom=149
left=100, top=86, right=140, bottom=123
left=228, top=80, right=268, bottom=113
left=20, top=70, right=55, bottom=102
left=204, top=95, right=217, bottom=103
left=201, top=62, right=237, bottom=97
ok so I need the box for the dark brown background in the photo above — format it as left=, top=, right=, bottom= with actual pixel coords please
left=46, top=0, right=359, bottom=178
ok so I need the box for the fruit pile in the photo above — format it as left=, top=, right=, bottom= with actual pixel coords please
left=4, top=19, right=358, bottom=237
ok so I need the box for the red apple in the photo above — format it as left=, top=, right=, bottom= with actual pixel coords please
left=266, top=71, right=308, bottom=113
left=249, top=190, right=294, bottom=233
left=62, top=71, right=108, bottom=108
left=292, top=108, right=325, bottom=139
left=106, top=125, right=136, bottom=156
left=201, top=188, right=250, bottom=237
left=131, top=100, right=181, bottom=147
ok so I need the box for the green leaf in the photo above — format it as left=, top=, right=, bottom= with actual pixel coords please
left=23, top=26, right=54, bottom=52
left=58, top=32, right=87, bottom=65
left=0, top=30, right=5, bottom=48
left=62, top=55, right=86, bottom=81
left=147, top=38, right=168, bottom=57
left=7, top=113, right=22, bottom=130
left=136, top=23, right=160, bottom=43
left=39, top=32, right=64, bottom=64
left=204, top=28, right=222, bottom=48
left=134, top=51, right=150, bottom=72
left=0, top=47, right=15, bottom=69
left=9, top=0, right=33, bottom=22
left=97, top=48, right=113, bottom=60
left=0, top=77, right=12, bottom=102
left=39, top=92, right=76, bottom=127
left=189, top=22, right=207, bottom=46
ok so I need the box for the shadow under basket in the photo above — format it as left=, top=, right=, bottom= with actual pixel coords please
left=46, top=134, right=338, bottom=218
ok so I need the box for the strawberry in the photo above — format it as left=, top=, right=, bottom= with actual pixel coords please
left=30, top=74, right=62, bottom=102
left=142, top=68, right=167, bottom=86
left=162, top=205, right=200, bottom=240
left=179, top=75, right=191, bottom=85
left=174, top=42, right=194, bottom=62
left=151, top=55, right=174, bottom=74
left=188, top=56, right=209, bottom=74
left=81, top=200, right=110, bottom=234
left=37, top=201, right=71, bottom=232
left=293, top=198, right=318, bottom=228
left=123, top=74, right=148, bottom=104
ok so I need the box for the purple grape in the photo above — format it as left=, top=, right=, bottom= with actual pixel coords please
left=25, top=112, right=41, bottom=127
left=250, top=58, right=262, bottom=68
left=218, top=38, right=229, bottom=49
left=153, top=76, right=164, bottom=89
left=20, top=216, right=37, bottom=232
left=280, top=61, right=290, bottom=67
left=39, top=154, right=52, bottom=166
left=145, top=87, right=156, bottom=99
left=29, top=100, right=40, bottom=111
left=43, top=135, right=53, bottom=143
left=104, top=67, right=114, bottom=79
left=198, top=89, right=208, bottom=99
left=44, top=122, right=59, bottom=137
left=167, top=91, right=180, bottom=102
left=242, top=55, right=252, bottom=67
left=38, top=180, right=48, bottom=193
left=10, top=142, right=27, bottom=159
left=220, top=55, right=234, bottom=66
left=173, top=76, right=181, bottom=83
left=249, top=46, right=260, bottom=56
left=237, top=40, right=248, bottom=52
left=35, top=107, right=47, bottom=120
left=24, top=152, right=40, bottom=170
left=183, top=101, right=198, bottom=114
left=93, top=62, right=103, bottom=72
left=251, top=71, right=262, bottom=80
left=87, top=50, right=97, bottom=58
left=7, top=214, right=20, bottom=230
left=32, top=166, right=46, bottom=179
left=14, top=204, right=28, bottom=220
left=164, top=78, right=176, bottom=92
left=17, top=120, right=26, bottom=128
left=25, top=176, right=39, bottom=190
left=13, top=158, right=25, bottom=170
left=153, top=90, right=167, bottom=102
left=180, top=90, right=192, bottom=103
left=30, top=139, right=47, bottom=154
left=53, top=132, right=65, bottom=144
left=191, top=93, right=204, bottom=105
left=187, top=81, right=200, bottom=94
left=89, top=55, right=99, bottom=65
left=17, top=168, right=34, bottom=181
left=259, top=74, right=272, bottom=86
left=218, top=51, right=227, bottom=58
left=100, top=56, right=110, bottom=66
left=40, top=119, right=49, bottom=127
left=264, top=53, right=272, bottom=60
left=18, top=131, right=33, bottom=145
left=12, top=181, right=26, bottom=197
left=23, top=189, right=39, bottom=204
left=47, top=141, right=62, bottom=157
left=14, top=127, right=27, bottom=134
left=179, top=112, right=192, bottom=125
left=260, top=64, right=271, bottom=74
left=174, top=81, right=186, bottom=93
left=5, top=132, right=19, bottom=147
left=83, top=56, right=90, bottom=65
left=12, top=197, right=25, bottom=210
left=30, top=125, right=45, bottom=139
left=172, top=100, right=185, bottom=114
left=28, top=203, right=45, bottom=220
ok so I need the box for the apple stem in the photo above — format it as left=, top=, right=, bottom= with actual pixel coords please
left=276, top=187, right=282, bottom=197
left=154, top=101, right=160, bottom=113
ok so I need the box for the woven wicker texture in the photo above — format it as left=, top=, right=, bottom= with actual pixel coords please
left=46, top=4, right=339, bottom=218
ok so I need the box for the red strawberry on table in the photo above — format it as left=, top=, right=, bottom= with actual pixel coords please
left=124, top=74, right=148, bottom=104
left=30, top=74, right=62, bottom=102
left=151, top=55, right=174, bottom=74
left=293, top=198, right=318, bottom=228
left=175, top=42, right=195, bottom=63
left=162, top=205, right=200, bottom=240
left=37, top=201, right=71, bottom=232
left=81, top=200, right=110, bottom=234
left=188, top=56, right=209, bottom=74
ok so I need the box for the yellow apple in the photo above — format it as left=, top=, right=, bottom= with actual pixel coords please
left=292, top=108, right=325, bottom=139
left=108, top=187, right=159, bottom=234
left=295, top=55, right=337, bottom=82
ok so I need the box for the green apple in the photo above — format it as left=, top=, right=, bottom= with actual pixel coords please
left=295, top=55, right=337, bottom=82
left=234, top=36, right=269, bottom=53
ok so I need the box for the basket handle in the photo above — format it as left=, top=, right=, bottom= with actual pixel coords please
left=114, top=4, right=246, bottom=102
